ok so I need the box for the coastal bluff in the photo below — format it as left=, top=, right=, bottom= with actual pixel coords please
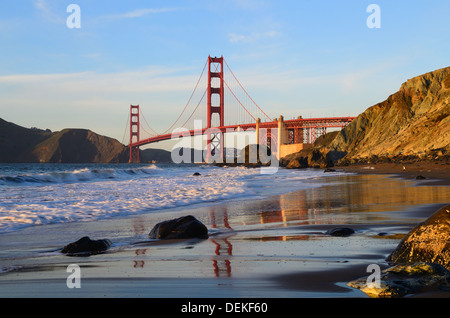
left=0, top=119, right=128, bottom=163
left=281, top=66, right=450, bottom=168
left=0, top=118, right=170, bottom=163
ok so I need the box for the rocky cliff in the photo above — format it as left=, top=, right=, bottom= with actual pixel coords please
left=0, top=119, right=126, bottom=163
left=0, top=118, right=172, bottom=163
left=30, top=128, right=129, bottom=163
left=282, top=66, right=450, bottom=168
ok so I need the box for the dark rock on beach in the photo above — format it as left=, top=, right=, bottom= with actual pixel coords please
left=325, top=227, right=355, bottom=237
left=348, top=262, right=450, bottom=298
left=148, top=215, right=209, bottom=240
left=348, top=205, right=450, bottom=297
left=61, top=236, right=112, bottom=256
left=387, top=205, right=450, bottom=270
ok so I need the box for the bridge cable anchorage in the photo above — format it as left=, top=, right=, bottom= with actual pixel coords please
left=159, top=59, right=208, bottom=135
left=223, top=58, right=272, bottom=122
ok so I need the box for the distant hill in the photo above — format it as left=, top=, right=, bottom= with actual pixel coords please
left=0, top=118, right=170, bottom=163
left=29, top=128, right=129, bottom=163
left=282, top=66, right=450, bottom=168
left=140, top=148, right=172, bottom=163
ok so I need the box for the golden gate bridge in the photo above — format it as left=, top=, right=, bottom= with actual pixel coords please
left=124, top=56, right=355, bottom=163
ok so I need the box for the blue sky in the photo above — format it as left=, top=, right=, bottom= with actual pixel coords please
left=0, top=0, right=449, bottom=148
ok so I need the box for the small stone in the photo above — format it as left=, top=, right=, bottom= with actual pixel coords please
left=325, top=227, right=355, bottom=237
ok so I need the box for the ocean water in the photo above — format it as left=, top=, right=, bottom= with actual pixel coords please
left=0, top=163, right=343, bottom=234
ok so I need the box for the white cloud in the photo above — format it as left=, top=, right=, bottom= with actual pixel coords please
left=231, top=0, right=269, bottom=10
left=103, top=7, right=179, bottom=20
left=0, top=59, right=400, bottom=141
left=33, top=0, right=64, bottom=24
left=228, top=33, right=251, bottom=44
left=228, top=30, right=281, bottom=44
left=0, top=66, right=204, bottom=139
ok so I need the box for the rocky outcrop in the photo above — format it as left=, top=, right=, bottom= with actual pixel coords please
left=347, top=262, right=450, bottom=298
left=282, top=66, right=450, bottom=168
left=281, top=148, right=340, bottom=169
left=148, top=215, right=209, bottom=240
left=333, top=66, right=450, bottom=160
left=61, top=236, right=112, bottom=256
left=386, top=205, right=450, bottom=270
left=348, top=205, right=450, bottom=297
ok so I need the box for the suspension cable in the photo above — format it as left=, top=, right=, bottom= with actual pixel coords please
left=179, top=88, right=207, bottom=129
left=223, top=58, right=272, bottom=121
left=140, top=108, right=159, bottom=136
left=122, top=111, right=130, bottom=145
left=159, top=59, right=208, bottom=135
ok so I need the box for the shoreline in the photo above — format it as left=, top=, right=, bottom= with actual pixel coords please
left=0, top=168, right=449, bottom=299
left=335, top=160, right=450, bottom=186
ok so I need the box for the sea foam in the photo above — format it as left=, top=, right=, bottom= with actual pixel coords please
left=0, top=164, right=342, bottom=233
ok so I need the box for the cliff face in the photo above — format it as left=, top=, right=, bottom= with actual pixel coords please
left=331, top=66, right=450, bottom=159
left=282, top=66, right=450, bottom=168
left=0, top=119, right=128, bottom=163
left=30, top=129, right=129, bottom=163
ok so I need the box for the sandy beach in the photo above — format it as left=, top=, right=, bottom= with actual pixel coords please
left=1, top=166, right=450, bottom=305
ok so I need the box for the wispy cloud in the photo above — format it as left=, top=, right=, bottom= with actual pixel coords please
left=103, top=7, right=179, bottom=20
left=231, top=0, right=269, bottom=10
left=228, top=30, right=281, bottom=44
left=33, top=0, right=64, bottom=24
left=0, top=66, right=199, bottom=139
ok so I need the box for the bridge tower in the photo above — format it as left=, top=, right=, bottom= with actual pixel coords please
left=206, top=55, right=225, bottom=162
left=129, top=104, right=140, bottom=163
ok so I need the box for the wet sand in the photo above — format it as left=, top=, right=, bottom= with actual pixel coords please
left=0, top=170, right=450, bottom=303
left=337, top=160, right=450, bottom=185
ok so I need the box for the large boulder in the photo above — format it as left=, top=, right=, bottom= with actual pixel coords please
left=347, top=262, right=450, bottom=298
left=148, top=215, right=209, bottom=240
left=386, top=205, right=450, bottom=269
left=61, top=236, right=112, bottom=256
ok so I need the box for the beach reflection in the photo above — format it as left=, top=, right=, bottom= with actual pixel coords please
left=203, top=174, right=450, bottom=277
left=129, top=174, right=450, bottom=278
left=215, top=174, right=450, bottom=229
left=209, top=207, right=233, bottom=276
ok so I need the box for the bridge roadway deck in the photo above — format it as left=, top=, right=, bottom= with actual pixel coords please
left=128, top=117, right=355, bottom=148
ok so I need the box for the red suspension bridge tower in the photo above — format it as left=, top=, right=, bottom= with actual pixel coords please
left=125, top=56, right=356, bottom=164
left=206, top=56, right=225, bottom=162
left=129, top=104, right=140, bottom=163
